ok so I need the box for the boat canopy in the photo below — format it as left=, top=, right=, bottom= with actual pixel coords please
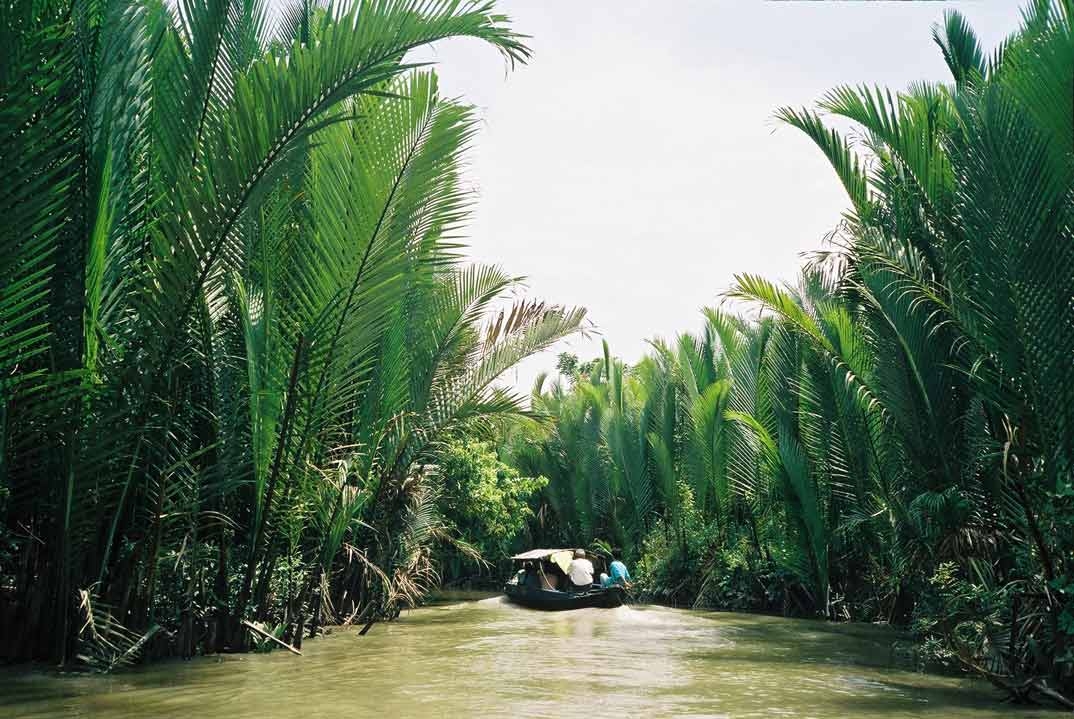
left=511, top=548, right=576, bottom=573
left=510, top=548, right=571, bottom=561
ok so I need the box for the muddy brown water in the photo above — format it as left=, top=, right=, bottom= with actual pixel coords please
left=0, top=598, right=1059, bottom=718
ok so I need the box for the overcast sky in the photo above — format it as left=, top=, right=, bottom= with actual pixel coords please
left=411, top=0, right=1028, bottom=392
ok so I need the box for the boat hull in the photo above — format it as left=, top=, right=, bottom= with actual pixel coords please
left=502, top=583, right=625, bottom=610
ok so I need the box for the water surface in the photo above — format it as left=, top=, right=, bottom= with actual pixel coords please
left=1, top=599, right=1057, bottom=718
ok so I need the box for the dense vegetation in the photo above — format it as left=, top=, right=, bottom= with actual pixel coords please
left=433, top=440, right=545, bottom=581
left=503, top=3, right=1074, bottom=705
left=0, top=0, right=586, bottom=667
left=3, top=0, right=1073, bottom=708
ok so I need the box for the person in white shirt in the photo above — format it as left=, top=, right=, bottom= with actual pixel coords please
left=567, top=548, right=594, bottom=590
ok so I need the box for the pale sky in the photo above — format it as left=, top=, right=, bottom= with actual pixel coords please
left=410, top=0, right=1028, bottom=391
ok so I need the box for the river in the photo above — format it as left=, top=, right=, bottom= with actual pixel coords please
left=1, top=598, right=1058, bottom=718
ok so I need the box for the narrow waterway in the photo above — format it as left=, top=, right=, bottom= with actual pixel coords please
left=1, top=599, right=1057, bottom=718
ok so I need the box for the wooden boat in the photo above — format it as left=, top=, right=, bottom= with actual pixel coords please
left=503, top=548, right=626, bottom=610
left=503, top=582, right=626, bottom=610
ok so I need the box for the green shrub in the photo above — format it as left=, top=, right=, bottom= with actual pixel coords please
left=437, top=440, right=547, bottom=579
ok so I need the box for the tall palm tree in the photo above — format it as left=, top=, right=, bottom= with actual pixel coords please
left=1, top=0, right=587, bottom=665
left=739, top=0, right=1074, bottom=686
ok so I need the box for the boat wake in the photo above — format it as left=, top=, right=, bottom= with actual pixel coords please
left=477, top=595, right=515, bottom=608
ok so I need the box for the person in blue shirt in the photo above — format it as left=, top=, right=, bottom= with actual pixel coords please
left=601, top=556, right=632, bottom=588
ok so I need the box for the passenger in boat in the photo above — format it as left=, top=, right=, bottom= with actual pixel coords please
left=521, top=561, right=542, bottom=589
left=567, top=549, right=594, bottom=590
left=602, top=556, right=632, bottom=587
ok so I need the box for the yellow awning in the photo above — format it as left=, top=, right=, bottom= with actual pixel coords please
left=549, top=550, right=573, bottom=574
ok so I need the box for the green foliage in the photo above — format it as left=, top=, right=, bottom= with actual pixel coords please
left=437, top=440, right=546, bottom=560
left=502, top=1, right=1074, bottom=704
left=555, top=353, right=579, bottom=377
left=634, top=482, right=710, bottom=606
left=0, top=0, right=583, bottom=665
left=911, top=563, right=1023, bottom=674
left=0, top=484, right=14, bottom=591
